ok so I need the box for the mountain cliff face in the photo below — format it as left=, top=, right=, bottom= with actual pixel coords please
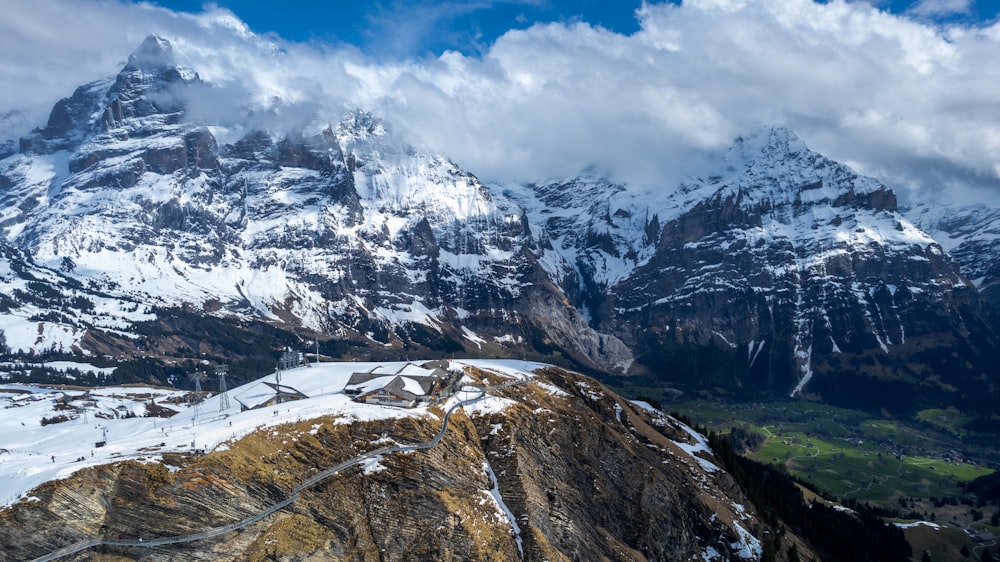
left=908, top=202, right=1000, bottom=311
left=591, top=129, right=999, bottom=412
left=0, top=36, right=997, bottom=411
left=0, top=364, right=771, bottom=561
left=0, top=36, right=631, bottom=374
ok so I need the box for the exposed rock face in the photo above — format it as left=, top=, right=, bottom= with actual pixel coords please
left=0, top=367, right=763, bottom=561
left=476, top=367, right=757, bottom=561
left=0, top=37, right=628, bottom=373
left=526, top=288, right=634, bottom=373
left=19, top=80, right=107, bottom=153
left=0, top=37, right=997, bottom=411
left=908, top=203, right=1000, bottom=311
left=600, top=130, right=998, bottom=411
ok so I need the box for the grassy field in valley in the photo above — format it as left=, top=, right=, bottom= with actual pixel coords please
left=671, top=399, right=994, bottom=507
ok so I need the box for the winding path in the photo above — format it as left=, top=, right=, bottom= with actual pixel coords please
left=32, top=380, right=523, bottom=562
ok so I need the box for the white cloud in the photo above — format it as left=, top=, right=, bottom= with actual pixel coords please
left=1, top=0, right=998, bottom=204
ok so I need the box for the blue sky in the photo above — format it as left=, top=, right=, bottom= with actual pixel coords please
left=1, top=0, right=999, bottom=202
left=146, top=0, right=999, bottom=57
left=146, top=1, right=648, bottom=56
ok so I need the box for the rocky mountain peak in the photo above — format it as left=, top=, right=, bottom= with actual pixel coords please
left=336, top=110, right=389, bottom=142
left=724, top=125, right=808, bottom=173
left=17, top=36, right=197, bottom=155
left=99, top=36, right=200, bottom=134
left=122, top=35, right=176, bottom=73
left=0, top=35, right=996, bottom=417
left=705, top=126, right=896, bottom=218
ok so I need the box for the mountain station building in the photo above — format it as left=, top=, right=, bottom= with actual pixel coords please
left=344, top=361, right=457, bottom=408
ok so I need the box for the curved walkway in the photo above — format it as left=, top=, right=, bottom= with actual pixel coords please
left=33, top=380, right=523, bottom=562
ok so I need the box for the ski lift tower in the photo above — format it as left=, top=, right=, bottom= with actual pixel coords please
left=189, top=370, right=206, bottom=401
left=189, top=370, right=206, bottom=422
left=215, top=364, right=230, bottom=412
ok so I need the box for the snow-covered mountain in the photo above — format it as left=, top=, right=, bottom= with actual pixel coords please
left=0, top=36, right=628, bottom=372
left=0, top=243, right=153, bottom=355
left=1, top=36, right=997, bottom=412
left=907, top=202, right=1000, bottom=310
left=598, top=128, right=999, bottom=410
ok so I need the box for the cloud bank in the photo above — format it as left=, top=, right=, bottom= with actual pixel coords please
left=1, top=0, right=998, bottom=204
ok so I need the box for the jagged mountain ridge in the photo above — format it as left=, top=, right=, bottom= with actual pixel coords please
left=593, top=129, right=998, bottom=411
left=0, top=36, right=631, bottom=372
left=0, top=36, right=997, bottom=411
left=907, top=202, right=1000, bottom=310
left=506, top=128, right=998, bottom=411
left=0, top=362, right=775, bottom=561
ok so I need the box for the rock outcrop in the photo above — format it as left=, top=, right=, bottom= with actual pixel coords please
left=0, top=366, right=765, bottom=561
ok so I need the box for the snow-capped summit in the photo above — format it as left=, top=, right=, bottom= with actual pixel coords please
left=689, top=125, right=893, bottom=214
left=19, top=36, right=199, bottom=158
left=0, top=36, right=996, bottom=413
left=723, top=126, right=809, bottom=175
left=590, top=125, right=990, bottom=408
left=123, top=35, right=176, bottom=72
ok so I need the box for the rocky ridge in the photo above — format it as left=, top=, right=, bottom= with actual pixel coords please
left=0, top=36, right=996, bottom=410
left=0, top=364, right=774, bottom=561
left=907, top=202, right=1000, bottom=310
left=595, top=128, right=998, bottom=411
